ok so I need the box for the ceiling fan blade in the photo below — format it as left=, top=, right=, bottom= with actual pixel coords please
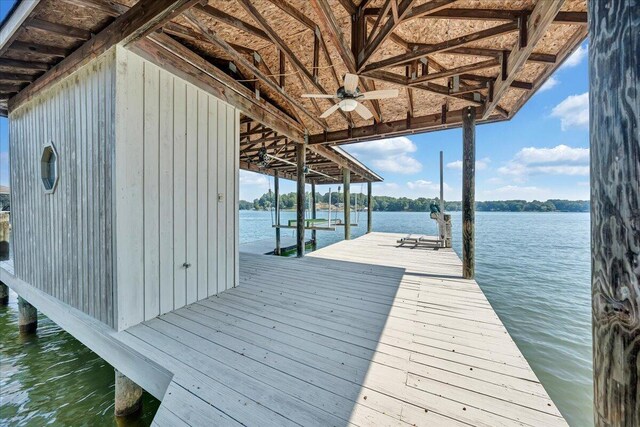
left=343, top=73, right=359, bottom=93
left=353, top=102, right=373, bottom=120
left=301, top=93, right=337, bottom=99
left=359, top=89, right=399, bottom=100
left=319, top=103, right=341, bottom=119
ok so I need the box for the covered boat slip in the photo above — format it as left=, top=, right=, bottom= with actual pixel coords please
left=2, top=233, right=564, bottom=426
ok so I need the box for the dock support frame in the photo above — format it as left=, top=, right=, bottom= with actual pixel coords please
left=274, top=171, right=281, bottom=256
left=590, top=0, right=640, bottom=425
left=311, top=182, right=317, bottom=250
left=296, top=144, right=305, bottom=258
left=367, top=181, right=372, bottom=234
left=18, top=296, right=37, bottom=333
left=462, top=106, right=475, bottom=279
left=343, top=169, right=351, bottom=240
left=115, top=369, right=143, bottom=418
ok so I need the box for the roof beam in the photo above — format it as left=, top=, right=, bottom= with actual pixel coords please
left=9, top=0, right=200, bottom=112
left=406, top=44, right=557, bottom=64
left=361, top=21, right=518, bottom=73
left=9, top=41, right=68, bottom=57
left=183, top=9, right=328, bottom=131
left=58, top=0, right=128, bottom=17
left=409, top=58, right=499, bottom=85
left=483, top=0, right=565, bottom=119
left=422, top=9, right=586, bottom=25
left=0, top=58, right=49, bottom=71
left=336, top=0, right=356, bottom=15
left=309, top=106, right=502, bottom=145
left=26, top=18, right=92, bottom=41
left=310, top=0, right=356, bottom=73
left=137, top=33, right=305, bottom=142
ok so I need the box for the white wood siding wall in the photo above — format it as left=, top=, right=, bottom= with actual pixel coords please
left=9, top=50, right=116, bottom=327
left=115, top=47, right=239, bottom=331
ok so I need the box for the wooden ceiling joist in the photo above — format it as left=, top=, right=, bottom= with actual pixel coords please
left=0, top=58, right=49, bottom=71
left=408, top=58, right=499, bottom=85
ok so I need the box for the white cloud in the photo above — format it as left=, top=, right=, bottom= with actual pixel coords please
left=345, top=137, right=422, bottom=174
left=538, top=76, right=559, bottom=92
left=406, top=180, right=452, bottom=192
left=239, top=170, right=270, bottom=201
left=497, top=144, right=589, bottom=181
left=561, top=44, right=587, bottom=68
left=551, top=92, right=589, bottom=130
left=446, top=157, right=490, bottom=171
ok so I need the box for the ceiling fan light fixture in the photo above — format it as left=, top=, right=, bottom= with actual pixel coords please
left=340, top=99, right=358, bottom=112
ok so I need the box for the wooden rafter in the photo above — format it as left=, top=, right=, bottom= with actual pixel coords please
left=361, top=21, right=519, bottom=73
left=26, top=18, right=92, bottom=41
left=421, top=9, right=586, bottom=25
left=237, top=0, right=351, bottom=127
left=193, top=4, right=271, bottom=43
left=310, top=0, right=356, bottom=74
left=58, top=0, right=128, bottom=17
left=483, top=0, right=565, bottom=118
left=408, top=58, right=499, bottom=85
left=183, top=9, right=328, bottom=130
left=359, top=0, right=454, bottom=69
left=0, top=58, right=49, bottom=71
left=9, top=0, right=201, bottom=111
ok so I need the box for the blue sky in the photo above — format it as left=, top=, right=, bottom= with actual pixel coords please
left=0, top=0, right=589, bottom=201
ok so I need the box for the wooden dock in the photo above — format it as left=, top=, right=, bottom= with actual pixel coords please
left=0, top=233, right=566, bottom=426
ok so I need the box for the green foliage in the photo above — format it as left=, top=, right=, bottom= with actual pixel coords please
left=239, top=191, right=589, bottom=212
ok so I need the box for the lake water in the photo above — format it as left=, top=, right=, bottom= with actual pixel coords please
left=0, top=211, right=592, bottom=426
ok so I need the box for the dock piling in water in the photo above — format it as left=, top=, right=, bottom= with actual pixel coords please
left=462, top=106, right=476, bottom=279
left=0, top=281, right=8, bottom=305
left=114, top=370, right=143, bottom=418
left=17, top=296, right=37, bottom=334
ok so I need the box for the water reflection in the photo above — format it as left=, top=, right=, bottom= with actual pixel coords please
left=0, top=292, right=159, bottom=426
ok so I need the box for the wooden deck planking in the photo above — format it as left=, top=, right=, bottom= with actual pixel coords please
left=124, top=232, right=566, bottom=426
left=0, top=233, right=567, bottom=426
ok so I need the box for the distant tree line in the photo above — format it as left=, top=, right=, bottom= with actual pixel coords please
left=240, top=191, right=589, bottom=213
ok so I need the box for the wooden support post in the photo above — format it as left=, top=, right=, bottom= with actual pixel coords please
left=343, top=169, right=351, bottom=240
left=367, top=181, right=373, bottom=233
left=0, top=281, right=8, bottom=305
left=114, top=369, right=143, bottom=418
left=311, top=182, right=317, bottom=250
left=439, top=150, right=444, bottom=211
left=17, top=296, right=37, bottom=333
left=590, top=1, right=640, bottom=425
left=462, top=106, right=475, bottom=279
left=296, top=144, right=306, bottom=258
left=274, top=171, right=281, bottom=256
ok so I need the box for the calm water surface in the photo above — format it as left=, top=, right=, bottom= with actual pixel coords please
left=0, top=211, right=592, bottom=426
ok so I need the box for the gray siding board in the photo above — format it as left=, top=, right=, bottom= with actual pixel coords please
left=9, top=51, right=117, bottom=327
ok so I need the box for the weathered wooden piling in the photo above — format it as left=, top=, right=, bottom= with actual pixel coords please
left=367, top=181, right=372, bottom=234
left=462, top=106, right=475, bottom=279
left=343, top=168, right=351, bottom=240
left=114, top=369, right=143, bottom=418
left=17, top=296, right=37, bottom=333
left=0, top=281, right=8, bottom=305
left=311, top=182, right=317, bottom=250
left=296, top=144, right=305, bottom=257
left=590, top=0, right=640, bottom=425
left=274, top=171, right=281, bottom=256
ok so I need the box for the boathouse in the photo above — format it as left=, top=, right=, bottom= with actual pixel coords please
left=1, top=0, right=637, bottom=425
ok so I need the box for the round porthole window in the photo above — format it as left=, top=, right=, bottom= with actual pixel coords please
left=40, top=142, right=58, bottom=194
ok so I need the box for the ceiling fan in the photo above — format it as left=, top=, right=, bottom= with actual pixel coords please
left=301, top=73, right=398, bottom=120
